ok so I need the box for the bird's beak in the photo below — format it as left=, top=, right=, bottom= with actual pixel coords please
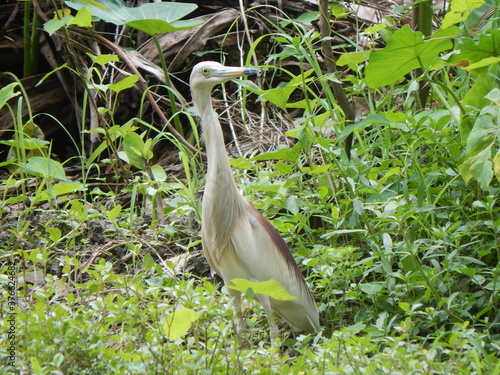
left=213, top=66, right=260, bottom=79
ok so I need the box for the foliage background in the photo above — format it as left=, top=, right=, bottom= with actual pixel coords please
left=0, top=0, right=499, bottom=373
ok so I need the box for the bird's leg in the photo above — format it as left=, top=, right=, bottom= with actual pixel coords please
left=258, top=295, right=279, bottom=347
left=228, top=289, right=246, bottom=346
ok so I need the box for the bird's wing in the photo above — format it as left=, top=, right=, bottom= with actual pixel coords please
left=217, top=201, right=319, bottom=332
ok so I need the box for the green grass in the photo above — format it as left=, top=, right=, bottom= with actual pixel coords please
left=1, top=2, right=500, bottom=374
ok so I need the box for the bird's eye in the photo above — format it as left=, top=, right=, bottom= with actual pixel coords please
left=202, top=68, right=210, bottom=76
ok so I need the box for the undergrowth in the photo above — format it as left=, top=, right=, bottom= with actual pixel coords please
left=1, top=0, right=499, bottom=374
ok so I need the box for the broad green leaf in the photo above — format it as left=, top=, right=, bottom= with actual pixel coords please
left=227, top=279, right=297, bottom=301
left=240, top=70, right=314, bottom=110
left=442, top=0, right=485, bottom=29
left=65, top=0, right=202, bottom=34
left=24, top=157, right=67, bottom=180
left=72, top=6, right=92, bottom=27
left=460, top=75, right=497, bottom=140
left=359, top=282, right=384, bottom=295
left=485, top=87, right=500, bottom=103
left=378, top=167, right=401, bottom=187
left=0, top=138, right=49, bottom=150
left=466, top=56, right=500, bottom=71
left=462, top=74, right=497, bottom=111
left=307, top=163, right=331, bottom=174
left=70, top=199, right=88, bottom=221
left=126, top=19, right=201, bottom=35
left=286, top=195, right=300, bottom=215
left=365, top=25, right=456, bottom=88
left=398, top=302, right=411, bottom=313
left=163, top=308, right=201, bottom=340
left=341, top=114, right=389, bottom=138
left=44, top=15, right=73, bottom=36
left=108, top=205, right=122, bottom=221
left=229, top=157, right=252, bottom=169
left=448, top=30, right=500, bottom=74
left=150, top=164, right=166, bottom=182
left=274, top=161, right=293, bottom=174
left=123, top=132, right=145, bottom=169
left=365, top=23, right=387, bottom=34
left=46, top=227, right=62, bottom=242
left=493, top=152, right=500, bottom=183
left=142, top=253, right=155, bottom=269
left=292, top=11, right=319, bottom=26
left=465, top=115, right=495, bottom=156
left=0, top=82, right=20, bottom=109
left=353, top=197, right=364, bottom=215
left=89, top=53, right=120, bottom=65
left=329, top=3, right=351, bottom=18
left=52, top=182, right=85, bottom=195
left=69, top=0, right=109, bottom=9
left=336, top=51, right=369, bottom=68
left=459, top=145, right=493, bottom=188
left=108, top=74, right=139, bottom=94
left=400, top=254, right=419, bottom=272
left=251, top=143, right=302, bottom=162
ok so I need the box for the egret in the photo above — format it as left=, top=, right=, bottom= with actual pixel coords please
left=190, top=61, right=320, bottom=344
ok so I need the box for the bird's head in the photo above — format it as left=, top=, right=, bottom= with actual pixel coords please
left=189, top=61, right=259, bottom=91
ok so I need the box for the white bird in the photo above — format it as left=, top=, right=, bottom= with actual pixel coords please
left=190, top=61, right=320, bottom=344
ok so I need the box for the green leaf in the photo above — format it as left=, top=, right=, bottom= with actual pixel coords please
left=72, top=6, right=93, bottom=27
left=69, top=0, right=109, bottom=9
left=459, top=145, right=493, bottom=188
left=150, top=164, right=166, bottom=182
left=88, top=53, right=120, bottom=65
left=163, top=308, right=201, bottom=340
left=365, top=25, right=456, bottom=88
left=293, top=11, right=319, bottom=26
left=240, top=70, right=314, bottom=110
left=286, top=195, right=300, bottom=215
left=43, top=15, right=73, bottom=36
left=448, top=30, right=500, bottom=74
left=251, top=143, right=302, bottom=162
left=108, top=205, right=122, bottom=221
left=462, top=74, right=497, bottom=112
left=70, top=199, right=88, bottom=221
left=123, top=132, right=145, bottom=169
left=143, top=253, right=155, bottom=269
left=229, top=157, right=252, bottom=169
left=126, top=19, right=201, bottom=35
left=398, top=302, right=411, bottom=313
left=65, top=0, right=202, bottom=34
left=365, top=23, right=388, bottom=34
left=359, top=282, right=384, bottom=295
left=108, top=74, right=139, bottom=94
left=227, top=279, right=297, bottom=301
left=24, top=157, right=67, bottom=180
left=0, top=82, right=20, bottom=109
left=442, top=0, right=485, bottom=29
left=46, top=227, right=62, bottom=242
left=274, top=161, right=293, bottom=174
left=493, top=151, right=500, bottom=183
left=53, top=182, right=85, bottom=195
left=336, top=51, right=369, bottom=68
left=465, top=115, right=495, bottom=156
left=0, top=138, right=49, bottom=150
left=329, top=3, right=351, bottom=18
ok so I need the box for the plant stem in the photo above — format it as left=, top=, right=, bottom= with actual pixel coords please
left=23, top=2, right=32, bottom=77
left=151, top=34, right=185, bottom=136
left=318, top=0, right=356, bottom=158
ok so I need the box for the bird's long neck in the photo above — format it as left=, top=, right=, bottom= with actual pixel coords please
left=193, top=88, right=244, bottom=241
left=194, top=91, right=235, bottom=188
